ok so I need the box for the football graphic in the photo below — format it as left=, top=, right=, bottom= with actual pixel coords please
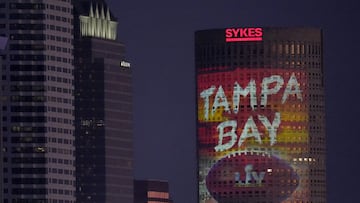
left=206, top=151, right=299, bottom=203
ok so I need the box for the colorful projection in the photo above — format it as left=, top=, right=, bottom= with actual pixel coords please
left=197, top=68, right=309, bottom=203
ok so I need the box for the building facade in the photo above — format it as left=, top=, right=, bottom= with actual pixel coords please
left=73, top=1, right=133, bottom=203
left=134, top=179, right=173, bottom=203
left=0, top=1, right=75, bottom=203
left=0, top=36, right=8, bottom=203
left=195, top=27, right=326, bottom=203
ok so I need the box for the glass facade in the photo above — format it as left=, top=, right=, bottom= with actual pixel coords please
left=195, top=28, right=326, bottom=203
left=0, top=1, right=75, bottom=203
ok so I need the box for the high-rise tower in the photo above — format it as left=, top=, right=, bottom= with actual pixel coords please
left=195, top=27, right=326, bottom=203
left=0, top=36, right=8, bottom=203
left=0, top=1, right=75, bottom=203
left=73, top=1, right=133, bottom=203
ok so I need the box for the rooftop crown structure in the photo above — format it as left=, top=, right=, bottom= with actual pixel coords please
left=79, top=3, right=117, bottom=40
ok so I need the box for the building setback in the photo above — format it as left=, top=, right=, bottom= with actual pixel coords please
left=134, top=179, right=173, bottom=203
left=73, top=0, right=133, bottom=203
left=0, top=1, right=75, bottom=203
left=195, top=27, right=326, bottom=203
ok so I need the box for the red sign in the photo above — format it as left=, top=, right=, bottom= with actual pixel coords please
left=225, top=28, right=263, bottom=42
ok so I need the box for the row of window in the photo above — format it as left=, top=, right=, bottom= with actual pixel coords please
left=47, top=117, right=73, bottom=125
left=47, top=96, right=73, bottom=104
left=3, top=199, right=73, bottom=203
left=47, top=66, right=73, bottom=74
left=10, top=75, right=45, bottom=81
left=198, top=42, right=322, bottom=58
left=47, top=14, right=72, bottom=23
left=6, top=85, right=72, bottom=93
left=9, top=106, right=45, bottom=112
left=10, top=65, right=45, bottom=71
left=9, top=116, right=46, bottom=122
left=46, top=127, right=73, bottom=135
left=11, top=146, right=46, bottom=153
left=4, top=33, right=72, bottom=44
left=2, top=136, right=73, bottom=146
left=47, top=76, right=73, bottom=84
left=9, top=23, right=45, bottom=30
left=9, top=34, right=45, bottom=40
left=12, top=157, right=46, bottom=164
left=1, top=13, right=71, bottom=23
left=9, top=96, right=74, bottom=103
left=3, top=147, right=73, bottom=156
left=11, top=136, right=46, bottom=143
left=8, top=55, right=73, bottom=64
left=10, top=96, right=45, bottom=102
left=9, top=13, right=45, bottom=20
left=3, top=3, right=72, bottom=14
left=10, top=44, right=45, bottom=51
left=47, top=107, right=73, bottom=114
left=8, top=3, right=45, bottom=10
left=5, top=157, right=73, bottom=165
left=11, top=126, right=47, bottom=133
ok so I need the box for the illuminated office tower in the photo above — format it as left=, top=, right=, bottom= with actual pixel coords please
left=195, top=28, right=326, bottom=203
left=0, top=1, right=75, bottom=203
left=73, top=0, right=133, bottom=202
left=134, top=180, right=173, bottom=203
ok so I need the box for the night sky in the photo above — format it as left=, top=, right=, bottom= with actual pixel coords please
left=105, top=0, right=360, bottom=202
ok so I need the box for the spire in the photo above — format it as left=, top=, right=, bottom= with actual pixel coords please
left=95, top=4, right=99, bottom=18
left=89, top=3, right=94, bottom=17
left=106, top=7, right=111, bottom=21
left=101, top=4, right=105, bottom=20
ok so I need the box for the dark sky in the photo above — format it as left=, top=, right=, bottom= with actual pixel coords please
left=106, top=0, right=360, bottom=202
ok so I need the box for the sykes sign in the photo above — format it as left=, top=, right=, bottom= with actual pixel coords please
left=225, top=28, right=263, bottom=42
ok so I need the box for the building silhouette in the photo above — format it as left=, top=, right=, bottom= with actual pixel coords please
left=134, top=179, right=173, bottom=203
left=73, top=0, right=133, bottom=203
left=195, top=27, right=326, bottom=203
left=0, top=1, right=75, bottom=203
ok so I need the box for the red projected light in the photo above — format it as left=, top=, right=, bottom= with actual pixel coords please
left=225, top=28, right=263, bottom=42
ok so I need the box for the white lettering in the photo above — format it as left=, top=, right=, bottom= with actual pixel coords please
left=238, top=116, right=262, bottom=147
left=258, top=112, right=281, bottom=146
left=212, top=86, right=231, bottom=116
left=200, top=86, right=216, bottom=120
left=261, top=75, right=284, bottom=106
left=234, top=164, right=266, bottom=186
left=233, top=80, right=257, bottom=112
left=214, top=113, right=281, bottom=151
left=214, top=120, right=237, bottom=152
left=120, top=61, right=131, bottom=68
left=282, top=72, right=303, bottom=103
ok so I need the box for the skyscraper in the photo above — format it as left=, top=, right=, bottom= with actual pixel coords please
left=0, top=36, right=8, bottom=203
left=0, top=1, right=75, bottom=203
left=73, top=1, right=133, bottom=203
left=195, top=27, right=326, bottom=203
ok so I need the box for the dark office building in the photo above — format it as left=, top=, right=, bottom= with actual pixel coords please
left=0, top=36, right=8, bottom=203
left=134, top=179, right=173, bottom=203
left=0, top=1, right=75, bottom=203
left=195, top=28, right=326, bottom=203
left=73, top=1, right=133, bottom=203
